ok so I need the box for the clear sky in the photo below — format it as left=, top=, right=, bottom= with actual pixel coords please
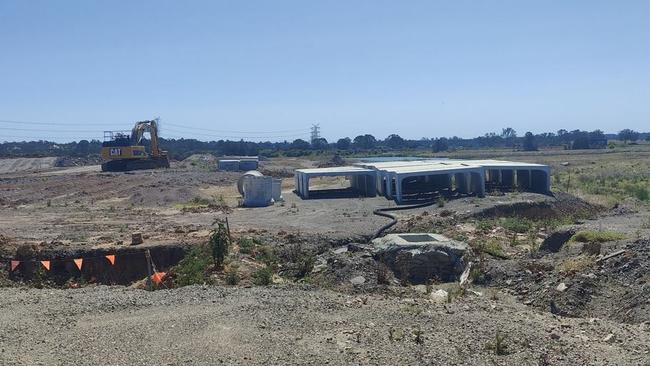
left=1, top=0, right=648, bottom=142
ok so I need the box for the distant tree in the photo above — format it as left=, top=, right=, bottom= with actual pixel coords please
left=432, top=137, right=449, bottom=153
left=353, top=134, right=377, bottom=149
left=290, top=138, right=311, bottom=150
left=501, top=127, right=517, bottom=149
left=336, top=137, right=351, bottom=150
left=588, top=130, right=607, bottom=148
left=571, top=131, right=591, bottom=150
left=384, top=134, right=405, bottom=149
left=618, top=129, right=639, bottom=144
left=311, top=137, right=329, bottom=150
left=75, top=139, right=90, bottom=156
left=522, top=132, right=537, bottom=151
left=501, top=127, right=517, bottom=139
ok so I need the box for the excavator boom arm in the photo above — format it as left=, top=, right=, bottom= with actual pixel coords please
left=130, top=120, right=161, bottom=157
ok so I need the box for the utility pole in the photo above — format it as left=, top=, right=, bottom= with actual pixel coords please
left=310, top=124, right=321, bottom=144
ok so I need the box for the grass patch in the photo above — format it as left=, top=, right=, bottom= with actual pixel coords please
left=500, top=217, right=533, bottom=234
left=175, top=195, right=231, bottom=212
left=480, top=240, right=509, bottom=259
left=558, top=256, right=594, bottom=274
left=565, top=171, right=650, bottom=203
left=569, top=230, right=625, bottom=243
left=238, top=237, right=260, bottom=255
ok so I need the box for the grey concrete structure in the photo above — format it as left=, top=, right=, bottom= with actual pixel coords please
left=218, top=159, right=240, bottom=171
left=295, top=159, right=550, bottom=204
left=218, top=156, right=259, bottom=171
left=294, top=166, right=377, bottom=199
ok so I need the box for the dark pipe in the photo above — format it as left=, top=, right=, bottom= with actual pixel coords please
left=370, top=200, right=437, bottom=240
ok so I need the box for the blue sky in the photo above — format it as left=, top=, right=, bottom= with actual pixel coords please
left=1, top=1, right=648, bottom=142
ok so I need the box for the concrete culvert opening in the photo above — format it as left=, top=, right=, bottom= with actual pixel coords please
left=295, top=167, right=377, bottom=199
left=372, top=233, right=469, bottom=284
left=399, top=234, right=438, bottom=243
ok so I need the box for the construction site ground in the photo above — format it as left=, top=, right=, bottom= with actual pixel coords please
left=1, top=154, right=649, bottom=365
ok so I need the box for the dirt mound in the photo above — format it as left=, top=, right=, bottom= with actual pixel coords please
left=485, top=239, right=650, bottom=324
left=316, top=154, right=346, bottom=168
left=469, top=192, right=601, bottom=221
left=0, top=157, right=60, bottom=174
left=177, top=154, right=218, bottom=170
left=55, top=156, right=102, bottom=167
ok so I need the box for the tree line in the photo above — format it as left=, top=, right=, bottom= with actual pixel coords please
left=0, top=128, right=647, bottom=160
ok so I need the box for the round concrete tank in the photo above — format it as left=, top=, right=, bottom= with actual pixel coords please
left=237, top=170, right=264, bottom=195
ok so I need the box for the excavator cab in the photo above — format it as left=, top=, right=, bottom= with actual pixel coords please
left=101, top=119, right=170, bottom=172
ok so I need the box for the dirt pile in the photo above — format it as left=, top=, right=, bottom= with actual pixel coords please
left=469, top=192, right=601, bottom=221
left=484, top=238, right=650, bottom=324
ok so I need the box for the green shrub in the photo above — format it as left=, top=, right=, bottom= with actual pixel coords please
left=437, top=197, right=446, bottom=208
left=224, top=265, right=240, bottom=285
left=238, top=237, right=257, bottom=255
left=253, top=266, right=273, bottom=285
left=209, top=221, right=230, bottom=268
left=476, top=219, right=495, bottom=232
left=570, top=230, right=625, bottom=243
left=295, top=254, right=316, bottom=278
left=173, top=245, right=212, bottom=286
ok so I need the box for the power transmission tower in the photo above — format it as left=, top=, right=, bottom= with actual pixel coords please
left=310, top=124, right=321, bottom=143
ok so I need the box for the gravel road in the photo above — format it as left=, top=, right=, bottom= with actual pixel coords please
left=0, top=285, right=648, bottom=365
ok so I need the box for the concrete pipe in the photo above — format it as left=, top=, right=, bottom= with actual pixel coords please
left=237, top=170, right=264, bottom=195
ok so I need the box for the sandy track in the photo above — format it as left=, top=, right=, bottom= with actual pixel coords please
left=0, top=157, right=60, bottom=174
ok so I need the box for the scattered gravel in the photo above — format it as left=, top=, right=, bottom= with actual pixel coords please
left=0, top=285, right=648, bottom=365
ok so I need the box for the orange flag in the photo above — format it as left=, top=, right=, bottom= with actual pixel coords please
left=73, top=258, right=83, bottom=270
left=105, top=255, right=115, bottom=265
left=10, top=260, right=19, bottom=271
left=41, top=260, right=50, bottom=270
left=151, top=272, right=166, bottom=285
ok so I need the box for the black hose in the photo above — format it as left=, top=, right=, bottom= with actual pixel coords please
left=370, top=200, right=437, bottom=240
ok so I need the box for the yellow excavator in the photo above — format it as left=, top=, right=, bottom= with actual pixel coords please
left=100, top=119, right=170, bottom=172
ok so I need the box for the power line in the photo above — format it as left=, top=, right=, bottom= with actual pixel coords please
left=0, top=118, right=312, bottom=142
left=0, top=126, right=103, bottom=133
left=0, top=119, right=308, bottom=134
left=162, top=126, right=309, bottom=140
left=0, top=119, right=129, bottom=127
left=163, top=121, right=307, bottom=135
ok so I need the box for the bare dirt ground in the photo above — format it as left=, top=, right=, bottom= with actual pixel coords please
left=1, top=153, right=650, bottom=365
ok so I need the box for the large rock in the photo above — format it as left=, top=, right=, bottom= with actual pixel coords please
left=372, top=233, right=468, bottom=284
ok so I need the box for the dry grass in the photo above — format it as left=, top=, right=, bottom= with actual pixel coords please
left=569, top=230, right=625, bottom=243
left=558, top=256, right=595, bottom=274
